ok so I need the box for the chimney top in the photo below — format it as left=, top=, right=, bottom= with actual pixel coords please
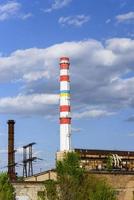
left=7, top=120, right=15, bottom=124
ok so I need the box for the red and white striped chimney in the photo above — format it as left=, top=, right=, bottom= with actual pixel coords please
left=59, top=57, right=71, bottom=151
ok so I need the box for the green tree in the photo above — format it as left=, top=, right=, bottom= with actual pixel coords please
left=86, top=175, right=116, bottom=200
left=42, top=152, right=117, bottom=200
left=106, top=154, right=113, bottom=171
left=44, top=179, right=59, bottom=200
left=0, top=173, right=14, bottom=200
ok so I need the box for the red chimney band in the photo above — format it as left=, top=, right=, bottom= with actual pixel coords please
left=60, top=75, right=70, bottom=81
left=60, top=105, right=71, bottom=112
left=60, top=63, right=69, bottom=69
left=60, top=118, right=71, bottom=124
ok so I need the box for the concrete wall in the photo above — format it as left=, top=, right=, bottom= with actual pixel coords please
left=91, top=172, right=134, bottom=200
left=13, top=182, right=44, bottom=200
left=14, top=172, right=134, bottom=200
left=25, top=171, right=56, bottom=182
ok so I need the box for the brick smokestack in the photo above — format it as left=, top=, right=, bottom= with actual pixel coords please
left=7, top=120, right=16, bottom=181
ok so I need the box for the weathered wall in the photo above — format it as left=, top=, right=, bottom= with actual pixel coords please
left=13, top=182, right=44, bottom=200
left=14, top=172, right=134, bottom=200
left=25, top=170, right=56, bottom=182
left=91, top=172, right=134, bottom=200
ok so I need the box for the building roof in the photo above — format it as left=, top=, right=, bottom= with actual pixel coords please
left=75, top=148, right=134, bottom=156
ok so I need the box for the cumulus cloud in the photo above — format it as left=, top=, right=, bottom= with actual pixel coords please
left=116, top=11, right=134, bottom=23
left=73, top=109, right=114, bottom=119
left=20, top=13, right=33, bottom=20
left=44, top=0, right=72, bottom=13
left=106, top=38, right=134, bottom=53
left=0, top=38, right=134, bottom=118
left=59, top=15, right=90, bottom=27
left=0, top=1, right=32, bottom=21
left=0, top=1, right=20, bottom=21
left=0, top=94, right=59, bottom=116
left=23, top=71, right=50, bottom=82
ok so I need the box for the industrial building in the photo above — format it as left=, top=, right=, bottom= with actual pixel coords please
left=75, top=148, right=134, bottom=171
left=4, top=57, right=134, bottom=200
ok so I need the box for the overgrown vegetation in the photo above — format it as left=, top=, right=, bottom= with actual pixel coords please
left=0, top=173, right=14, bottom=200
left=39, top=152, right=117, bottom=200
left=106, top=154, right=113, bottom=170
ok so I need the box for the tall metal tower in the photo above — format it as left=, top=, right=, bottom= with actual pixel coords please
left=23, top=142, right=37, bottom=177
left=7, top=120, right=16, bottom=181
left=59, top=57, right=71, bottom=151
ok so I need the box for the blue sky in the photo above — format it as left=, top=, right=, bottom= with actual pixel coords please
left=0, top=0, right=134, bottom=174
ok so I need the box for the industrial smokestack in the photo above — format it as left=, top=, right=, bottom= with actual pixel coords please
left=59, top=57, right=71, bottom=151
left=7, top=120, right=16, bottom=181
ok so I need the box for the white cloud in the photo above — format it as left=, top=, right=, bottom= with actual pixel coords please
left=116, top=11, right=134, bottom=23
left=106, top=38, right=134, bottom=53
left=16, top=147, right=23, bottom=154
left=23, top=71, right=50, bottom=82
left=0, top=1, right=20, bottom=21
left=0, top=94, right=59, bottom=115
left=44, top=0, right=72, bottom=13
left=0, top=38, right=134, bottom=118
left=59, top=15, right=90, bottom=27
left=72, top=127, right=82, bottom=133
left=105, top=19, right=111, bottom=24
left=128, top=133, right=134, bottom=137
left=0, top=1, right=32, bottom=21
left=73, top=109, right=114, bottom=119
left=20, top=13, right=33, bottom=20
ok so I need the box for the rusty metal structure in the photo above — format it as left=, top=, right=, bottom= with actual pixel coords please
left=23, top=142, right=37, bottom=177
left=7, top=120, right=16, bottom=181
